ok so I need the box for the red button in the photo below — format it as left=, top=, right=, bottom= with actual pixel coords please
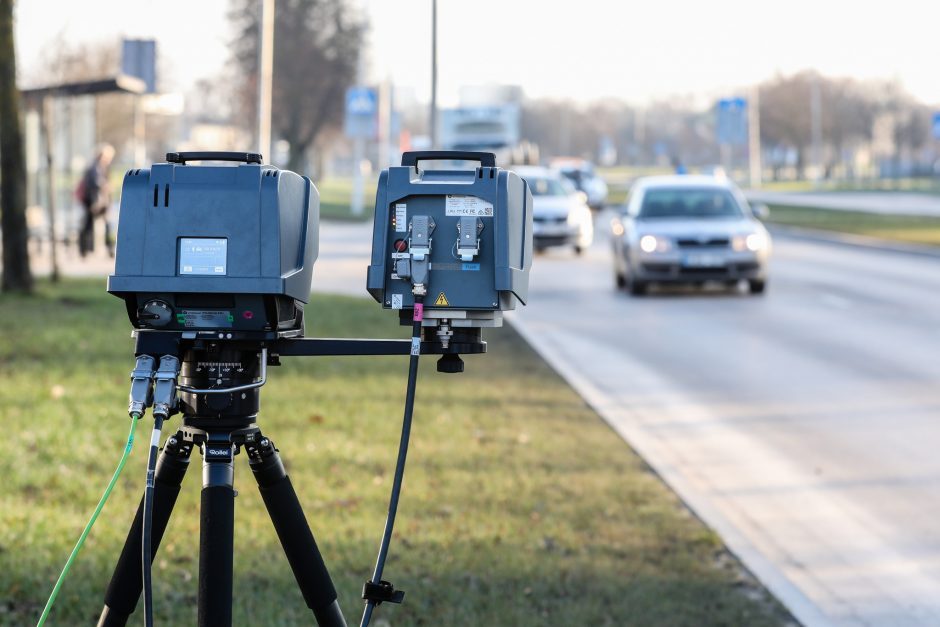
left=394, top=239, right=408, bottom=252
left=243, top=311, right=254, bottom=320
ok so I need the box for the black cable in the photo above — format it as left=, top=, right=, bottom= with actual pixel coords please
left=361, top=296, right=424, bottom=627
left=143, top=415, right=164, bottom=627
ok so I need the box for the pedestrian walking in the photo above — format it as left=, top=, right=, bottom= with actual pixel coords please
left=77, top=144, right=115, bottom=257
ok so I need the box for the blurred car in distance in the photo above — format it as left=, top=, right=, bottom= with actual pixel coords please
left=550, top=158, right=609, bottom=210
left=516, top=165, right=594, bottom=255
left=610, top=175, right=771, bottom=295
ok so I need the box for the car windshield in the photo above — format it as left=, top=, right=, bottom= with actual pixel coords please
left=638, top=187, right=743, bottom=219
left=524, top=176, right=569, bottom=197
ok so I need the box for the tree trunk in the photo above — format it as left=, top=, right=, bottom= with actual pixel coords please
left=0, top=0, right=32, bottom=292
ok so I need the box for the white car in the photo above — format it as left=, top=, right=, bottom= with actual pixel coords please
left=515, top=165, right=594, bottom=255
left=611, top=175, right=771, bottom=295
left=551, top=159, right=609, bottom=210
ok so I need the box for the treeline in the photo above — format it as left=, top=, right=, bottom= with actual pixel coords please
left=521, top=71, right=935, bottom=180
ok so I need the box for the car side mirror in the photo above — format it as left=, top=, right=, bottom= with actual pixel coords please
left=751, top=202, right=770, bottom=220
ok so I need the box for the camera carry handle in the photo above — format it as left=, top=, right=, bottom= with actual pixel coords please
left=165, top=152, right=263, bottom=165
left=400, top=150, right=496, bottom=169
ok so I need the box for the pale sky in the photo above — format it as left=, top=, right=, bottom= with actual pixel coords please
left=14, top=0, right=940, bottom=107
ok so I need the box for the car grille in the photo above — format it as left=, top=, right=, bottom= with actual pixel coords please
left=676, top=237, right=730, bottom=248
left=534, top=216, right=567, bottom=224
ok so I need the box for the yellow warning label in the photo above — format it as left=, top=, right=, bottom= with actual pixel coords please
left=434, top=292, right=450, bottom=306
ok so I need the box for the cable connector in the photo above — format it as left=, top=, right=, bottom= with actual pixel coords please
left=152, top=355, right=181, bottom=420
left=128, top=355, right=157, bottom=417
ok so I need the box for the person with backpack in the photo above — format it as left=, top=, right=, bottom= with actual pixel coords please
left=77, top=144, right=115, bottom=258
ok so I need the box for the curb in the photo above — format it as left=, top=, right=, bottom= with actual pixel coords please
left=505, top=313, right=831, bottom=627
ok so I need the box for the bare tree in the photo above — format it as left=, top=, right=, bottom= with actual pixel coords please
left=229, top=0, right=366, bottom=172
left=0, top=0, right=32, bottom=292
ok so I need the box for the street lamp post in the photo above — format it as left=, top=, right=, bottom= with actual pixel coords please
left=429, top=0, right=437, bottom=149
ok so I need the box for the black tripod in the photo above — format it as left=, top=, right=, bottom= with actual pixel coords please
left=97, top=343, right=346, bottom=627
left=96, top=329, right=484, bottom=627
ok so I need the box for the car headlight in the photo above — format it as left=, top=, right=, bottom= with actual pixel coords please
left=639, top=234, right=670, bottom=253
left=732, top=233, right=766, bottom=252
left=567, top=206, right=589, bottom=226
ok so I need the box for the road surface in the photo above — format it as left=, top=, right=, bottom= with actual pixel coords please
left=507, top=213, right=940, bottom=627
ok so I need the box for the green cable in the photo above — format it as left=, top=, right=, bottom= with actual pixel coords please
left=36, top=414, right=140, bottom=627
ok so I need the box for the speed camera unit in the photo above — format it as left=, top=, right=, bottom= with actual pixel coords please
left=367, top=150, right=533, bottom=339
left=107, top=152, right=318, bottom=336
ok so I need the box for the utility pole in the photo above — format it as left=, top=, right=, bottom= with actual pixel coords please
left=429, top=0, right=438, bottom=148
left=810, top=77, right=822, bottom=186
left=378, top=77, right=392, bottom=169
left=349, top=8, right=367, bottom=217
left=258, top=0, right=275, bottom=162
left=748, top=85, right=762, bottom=188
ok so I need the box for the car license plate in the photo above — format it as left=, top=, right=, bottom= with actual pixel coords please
left=534, top=223, right=567, bottom=236
left=682, top=253, right=725, bottom=268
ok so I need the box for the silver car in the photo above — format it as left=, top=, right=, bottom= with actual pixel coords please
left=611, top=176, right=771, bottom=295
left=515, top=166, right=594, bottom=255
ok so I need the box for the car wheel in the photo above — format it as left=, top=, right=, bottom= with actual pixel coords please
left=615, top=271, right=626, bottom=289
left=574, top=245, right=584, bottom=256
left=748, top=279, right=766, bottom=294
left=628, top=278, right=648, bottom=296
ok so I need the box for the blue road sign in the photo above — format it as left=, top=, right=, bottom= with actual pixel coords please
left=345, top=87, right=378, bottom=138
left=121, top=39, right=157, bottom=93
left=717, top=97, right=748, bottom=146
left=932, top=112, right=940, bottom=140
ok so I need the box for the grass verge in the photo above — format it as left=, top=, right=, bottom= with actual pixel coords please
left=765, top=204, right=940, bottom=246
left=0, top=280, right=789, bottom=626
left=318, top=178, right=377, bottom=221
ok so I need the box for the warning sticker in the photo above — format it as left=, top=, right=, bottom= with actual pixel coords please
left=445, top=195, right=494, bottom=217
left=395, top=203, right=407, bottom=232
left=391, top=294, right=403, bottom=309
left=434, top=292, right=450, bottom=306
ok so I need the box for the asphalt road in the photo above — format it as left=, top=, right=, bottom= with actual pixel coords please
left=506, top=212, right=940, bottom=627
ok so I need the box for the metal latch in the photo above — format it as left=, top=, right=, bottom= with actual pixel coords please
left=457, top=217, right=482, bottom=261
left=409, top=215, right=434, bottom=261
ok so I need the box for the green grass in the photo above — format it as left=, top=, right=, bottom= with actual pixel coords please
left=765, top=204, right=940, bottom=246
left=759, top=177, right=940, bottom=194
left=318, top=178, right=377, bottom=221
left=0, top=280, right=789, bottom=626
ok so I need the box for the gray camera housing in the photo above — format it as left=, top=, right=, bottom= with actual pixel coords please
left=367, top=152, right=532, bottom=328
left=108, top=156, right=318, bottom=335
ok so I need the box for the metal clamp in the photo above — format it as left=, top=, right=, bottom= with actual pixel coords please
left=362, top=580, right=405, bottom=606
left=177, top=348, right=268, bottom=395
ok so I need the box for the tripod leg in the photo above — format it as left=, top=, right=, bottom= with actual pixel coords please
left=98, top=433, right=193, bottom=627
left=198, top=438, right=236, bottom=627
left=247, top=437, right=347, bottom=627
